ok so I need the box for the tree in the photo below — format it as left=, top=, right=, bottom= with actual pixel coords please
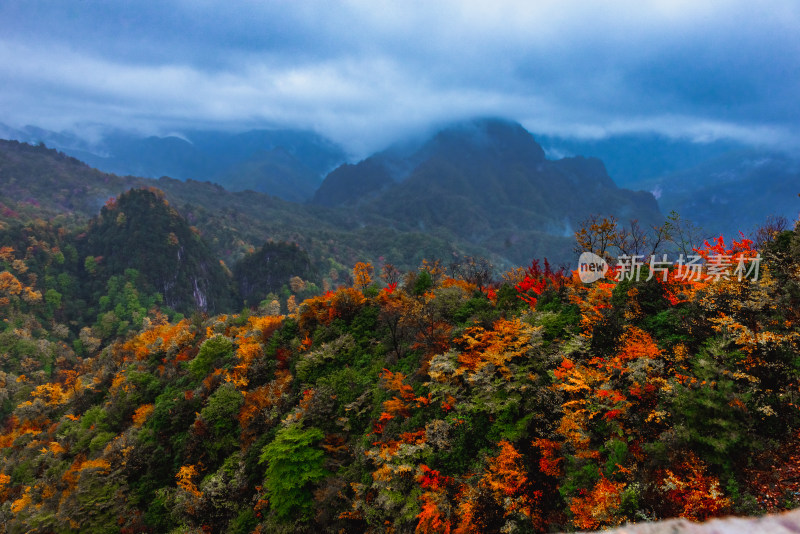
left=751, top=214, right=789, bottom=250
left=575, top=215, right=618, bottom=260
left=198, top=382, right=244, bottom=464
left=450, top=256, right=493, bottom=291
left=352, top=262, right=374, bottom=291
left=188, top=334, right=234, bottom=380
left=664, top=210, right=708, bottom=257
left=576, top=214, right=676, bottom=262
left=259, top=423, right=327, bottom=521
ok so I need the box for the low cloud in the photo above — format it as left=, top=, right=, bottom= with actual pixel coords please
left=0, top=0, right=798, bottom=155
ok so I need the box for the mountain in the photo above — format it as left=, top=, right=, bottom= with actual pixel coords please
left=312, top=158, right=395, bottom=207
left=0, top=124, right=348, bottom=201
left=632, top=150, right=800, bottom=239
left=314, top=118, right=663, bottom=265
left=20, top=117, right=794, bottom=269
left=81, top=188, right=236, bottom=314
left=0, top=123, right=98, bottom=154
left=0, top=138, right=499, bottom=275
left=233, top=241, right=315, bottom=306
left=537, top=133, right=745, bottom=188
left=539, top=133, right=800, bottom=238
left=3, top=123, right=800, bottom=533
left=211, top=146, right=323, bottom=202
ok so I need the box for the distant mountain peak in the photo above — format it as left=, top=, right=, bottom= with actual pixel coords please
left=311, top=119, right=660, bottom=265
left=82, top=187, right=235, bottom=313
left=424, top=117, right=546, bottom=162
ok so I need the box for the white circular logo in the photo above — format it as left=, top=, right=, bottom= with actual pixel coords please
left=577, top=252, right=608, bottom=283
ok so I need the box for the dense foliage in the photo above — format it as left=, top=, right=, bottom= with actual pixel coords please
left=1, top=205, right=799, bottom=533
left=233, top=241, right=315, bottom=307
left=82, top=188, right=237, bottom=314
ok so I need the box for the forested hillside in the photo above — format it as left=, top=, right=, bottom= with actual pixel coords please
left=1, top=203, right=799, bottom=532
left=3, top=0, right=799, bottom=531
left=1, top=118, right=670, bottom=270
left=0, top=138, right=498, bottom=274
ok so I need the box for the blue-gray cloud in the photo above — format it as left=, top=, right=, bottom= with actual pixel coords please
left=0, top=0, right=798, bottom=156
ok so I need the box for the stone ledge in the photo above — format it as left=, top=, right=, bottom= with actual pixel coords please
left=575, top=508, right=800, bottom=534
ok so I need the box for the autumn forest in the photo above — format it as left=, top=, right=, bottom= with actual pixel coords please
left=1, top=140, right=800, bottom=533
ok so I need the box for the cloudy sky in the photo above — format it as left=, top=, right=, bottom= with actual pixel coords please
left=0, top=0, right=798, bottom=155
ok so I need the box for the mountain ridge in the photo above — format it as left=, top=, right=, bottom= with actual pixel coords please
left=0, top=138, right=504, bottom=274
left=313, top=118, right=662, bottom=264
left=0, top=123, right=348, bottom=202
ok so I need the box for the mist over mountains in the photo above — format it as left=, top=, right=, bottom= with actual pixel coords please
left=1, top=117, right=798, bottom=257
left=313, top=119, right=662, bottom=265
left=0, top=123, right=346, bottom=203
left=539, top=133, right=800, bottom=238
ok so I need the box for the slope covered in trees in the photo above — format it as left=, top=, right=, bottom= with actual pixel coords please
left=1, top=212, right=799, bottom=532
left=0, top=138, right=505, bottom=277
left=81, top=188, right=236, bottom=314
left=233, top=241, right=316, bottom=307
